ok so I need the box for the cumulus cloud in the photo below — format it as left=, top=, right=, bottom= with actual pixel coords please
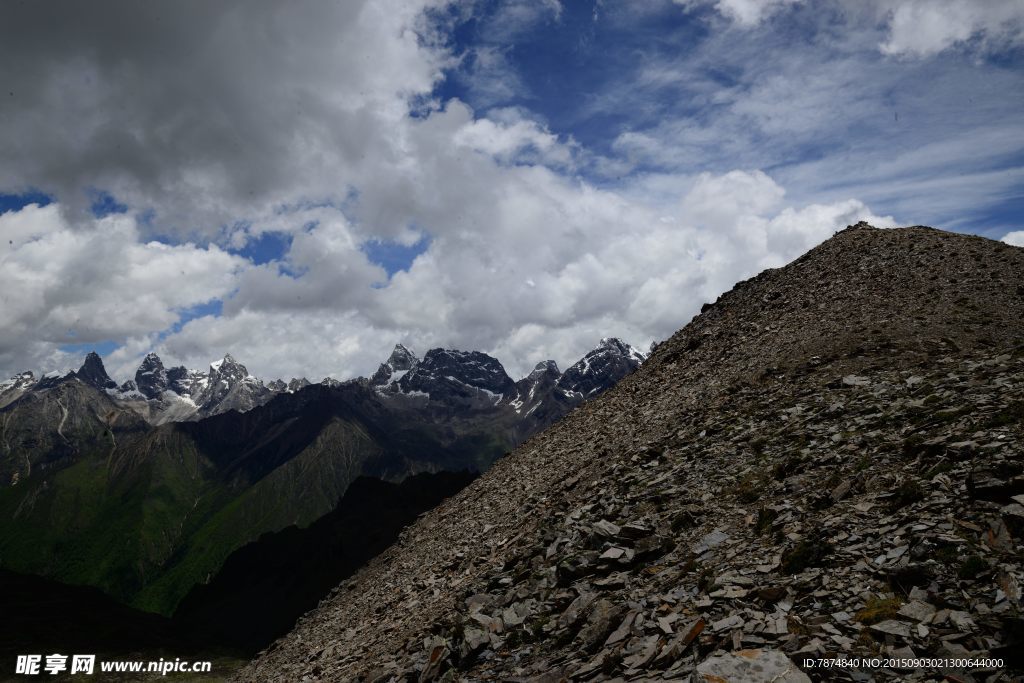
left=878, top=0, right=1024, bottom=57
left=0, top=204, right=247, bottom=376
left=139, top=166, right=891, bottom=382
left=1003, top=231, right=1024, bottom=248
left=0, top=0, right=1006, bottom=385
left=0, top=0, right=453, bottom=237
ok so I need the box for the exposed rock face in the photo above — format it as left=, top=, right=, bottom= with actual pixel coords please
left=556, top=337, right=646, bottom=398
left=371, top=343, right=419, bottom=389
left=191, top=354, right=272, bottom=416
left=166, top=365, right=205, bottom=397
left=268, top=378, right=312, bottom=394
left=134, top=352, right=168, bottom=399
left=0, top=371, right=35, bottom=408
left=119, top=353, right=279, bottom=423
left=510, top=360, right=575, bottom=434
left=13, top=336, right=644, bottom=428
left=397, top=349, right=518, bottom=406
left=286, top=378, right=310, bottom=393
left=513, top=360, right=562, bottom=410
left=76, top=351, right=118, bottom=391
left=241, top=225, right=1024, bottom=682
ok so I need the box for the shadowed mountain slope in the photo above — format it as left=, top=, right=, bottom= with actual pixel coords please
left=240, top=224, right=1024, bottom=681
left=173, top=471, right=477, bottom=655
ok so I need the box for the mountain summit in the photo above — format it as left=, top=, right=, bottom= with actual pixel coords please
left=371, top=343, right=419, bottom=390
left=76, top=351, right=118, bottom=391
left=134, top=352, right=168, bottom=400
left=556, top=337, right=646, bottom=398
left=241, top=225, right=1024, bottom=681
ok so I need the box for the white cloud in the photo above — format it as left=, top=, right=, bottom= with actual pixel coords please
left=879, top=0, right=1024, bottom=57
left=674, top=0, right=803, bottom=27
left=1003, top=231, right=1024, bottom=248
left=0, top=204, right=247, bottom=377
left=0, top=1, right=455, bottom=236
left=453, top=107, right=576, bottom=167
left=148, top=164, right=890, bottom=382
left=0, top=0, right=1007, bottom=388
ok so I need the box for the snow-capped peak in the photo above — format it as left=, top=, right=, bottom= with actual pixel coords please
left=210, top=353, right=239, bottom=372
left=0, top=371, right=36, bottom=396
left=371, top=343, right=421, bottom=391
left=528, top=360, right=560, bottom=380
left=556, top=338, right=645, bottom=398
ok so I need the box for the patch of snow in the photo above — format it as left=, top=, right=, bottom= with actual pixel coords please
left=164, top=391, right=197, bottom=408
left=475, top=387, right=502, bottom=405
left=400, top=389, right=431, bottom=399
left=106, top=387, right=138, bottom=399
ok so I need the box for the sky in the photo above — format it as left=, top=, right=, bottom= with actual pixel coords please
left=0, top=0, right=1022, bottom=383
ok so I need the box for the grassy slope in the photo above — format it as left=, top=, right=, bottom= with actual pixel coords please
left=0, top=380, right=519, bottom=616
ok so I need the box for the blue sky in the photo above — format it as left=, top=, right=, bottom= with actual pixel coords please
left=0, top=0, right=1021, bottom=381
left=435, top=0, right=1024, bottom=235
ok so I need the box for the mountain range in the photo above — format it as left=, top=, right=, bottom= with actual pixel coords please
left=0, top=336, right=645, bottom=621
left=1, top=337, right=647, bottom=426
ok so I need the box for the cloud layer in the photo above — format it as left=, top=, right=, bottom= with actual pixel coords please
left=0, top=0, right=1019, bottom=383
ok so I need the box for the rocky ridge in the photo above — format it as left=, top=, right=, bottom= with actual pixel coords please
left=240, top=224, right=1024, bottom=682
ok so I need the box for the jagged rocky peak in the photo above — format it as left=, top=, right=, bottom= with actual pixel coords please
left=556, top=337, right=646, bottom=398
left=528, top=359, right=560, bottom=379
left=371, top=343, right=419, bottom=387
left=511, top=359, right=568, bottom=420
left=209, top=353, right=248, bottom=383
left=287, top=377, right=310, bottom=392
left=0, top=371, right=36, bottom=405
left=514, top=360, right=561, bottom=402
left=598, top=336, right=647, bottom=363
left=1, top=370, right=36, bottom=392
left=268, top=377, right=310, bottom=393
left=398, top=348, right=516, bottom=403
left=387, top=343, right=417, bottom=370
left=134, top=352, right=168, bottom=399
left=193, top=354, right=270, bottom=416
left=76, top=351, right=118, bottom=390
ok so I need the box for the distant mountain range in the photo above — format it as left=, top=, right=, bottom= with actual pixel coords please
left=1, top=337, right=648, bottom=426
left=0, top=337, right=645, bottom=622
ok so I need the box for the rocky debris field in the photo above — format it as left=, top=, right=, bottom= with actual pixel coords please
left=239, top=225, right=1024, bottom=682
